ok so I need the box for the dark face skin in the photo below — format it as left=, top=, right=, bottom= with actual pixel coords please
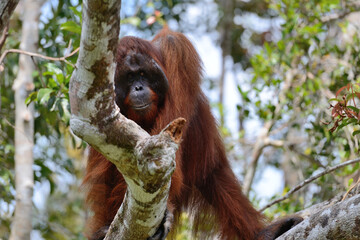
left=114, top=51, right=168, bottom=130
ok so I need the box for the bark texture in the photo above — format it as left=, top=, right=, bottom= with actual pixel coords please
left=277, top=194, right=360, bottom=240
left=0, top=0, right=20, bottom=34
left=69, top=1, right=184, bottom=239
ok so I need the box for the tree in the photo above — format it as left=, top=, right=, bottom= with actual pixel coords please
left=9, top=0, right=41, bottom=239
left=68, top=1, right=185, bottom=239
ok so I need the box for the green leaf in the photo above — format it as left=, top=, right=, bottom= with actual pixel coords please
left=25, top=92, right=38, bottom=106
left=37, top=88, right=53, bottom=105
left=56, top=73, right=65, bottom=85
left=352, top=130, right=360, bottom=136
left=45, top=63, right=63, bottom=76
left=121, top=17, right=141, bottom=26
left=348, top=178, right=354, bottom=187
left=348, top=118, right=358, bottom=124
left=60, top=21, right=81, bottom=34
left=47, top=78, right=58, bottom=88
left=57, top=99, right=64, bottom=117
left=346, top=93, right=356, bottom=101
left=69, top=6, right=82, bottom=20
left=47, top=95, right=57, bottom=110
left=347, top=106, right=359, bottom=113
left=244, top=109, right=250, bottom=117
left=353, top=84, right=360, bottom=93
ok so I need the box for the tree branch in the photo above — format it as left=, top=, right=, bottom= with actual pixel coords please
left=260, top=157, right=360, bottom=212
left=0, top=47, right=79, bottom=71
left=69, top=0, right=183, bottom=239
left=276, top=193, right=360, bottom=239
left=320, top=3, right=360, bottom=23
left=0, top=23, right=8, bottom=50
left=243, top=69, right=296, bottom=195
left=287, top=145, right=325, bottom=168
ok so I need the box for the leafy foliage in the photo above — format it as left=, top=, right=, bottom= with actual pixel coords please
left=326, top=83, right=360, bottom=134
left=245, top=0, right=360, bottom=215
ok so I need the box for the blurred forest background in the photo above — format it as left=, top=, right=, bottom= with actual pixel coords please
left=1, top=0, right=360, bottom=239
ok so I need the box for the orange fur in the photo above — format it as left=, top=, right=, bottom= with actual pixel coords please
left=83, top=28, right=265, bottom=239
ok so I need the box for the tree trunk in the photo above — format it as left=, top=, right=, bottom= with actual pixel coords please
left=10, top=0, right=41, bottom=239
left=218, top=0, right=234, bottom=126
left=69, top=1, right=184, bottom=239
left=0, top=0, right=20, bottom=34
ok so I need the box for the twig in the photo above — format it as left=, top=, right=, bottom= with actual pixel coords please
left=0, top=47, right=80, bottom=69
left=260, top=157, right=360, bottom=212
left=243, top=69, right=295, bottom=196
left=0, top=24, right=9, bottom=51
left=2, top=117, right=32, bottom=143
left=320, top=10, right=351, bottom=22
left=320, top=3, right=360, bottom=23
left=263, top=138, right=284, bottom=148
left=342, top=176, right=360, bottom=201
left=288, top=145, right=325, bottom=168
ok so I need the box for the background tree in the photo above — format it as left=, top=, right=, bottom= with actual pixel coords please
left=10, top=0, right=42, bottom=239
